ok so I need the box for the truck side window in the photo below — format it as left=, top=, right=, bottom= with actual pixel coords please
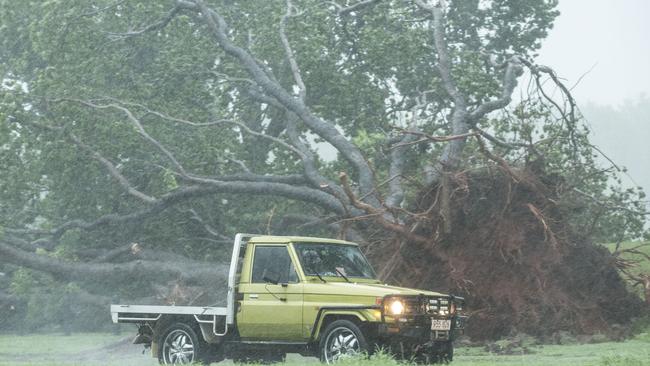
left=252, top=246, right=298, bottom=284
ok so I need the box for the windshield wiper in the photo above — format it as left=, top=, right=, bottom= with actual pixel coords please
left=304, top=263, right=326, bottom=283
left=334, top=268, right=351, bottom=283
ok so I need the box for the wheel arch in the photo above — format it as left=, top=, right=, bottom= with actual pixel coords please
left=311, top=307, right=380, bottom=342
left=151, top=315, right=204, bottom=358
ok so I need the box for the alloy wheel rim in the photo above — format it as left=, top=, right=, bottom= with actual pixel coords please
left=162, top=329, right=195, bottom=364
left=324, top=326, right=360, bottom=364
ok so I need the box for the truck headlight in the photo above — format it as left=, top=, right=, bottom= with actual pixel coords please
left=389, top=300, right=404, bottom=315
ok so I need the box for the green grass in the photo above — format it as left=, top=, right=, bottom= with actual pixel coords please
left=0, top=332, right=156, bottom=366
left=1, top=331, right=649, bottom=366
left=0, top=333, right=125, bottom=356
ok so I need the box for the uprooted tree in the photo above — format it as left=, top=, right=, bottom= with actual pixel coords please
left=0, top=0, right=648, bottom=338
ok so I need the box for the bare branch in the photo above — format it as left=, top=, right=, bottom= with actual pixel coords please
left=89, top=243, right=134, bottom=264
left=183, top=208, right=230, bottom=241
left=572, top=188, right=650, bottom=216
left=67, top=134, right=157, bottom=203
left=51, top=98, right=189, bottom=176
left=386, top=135, right=417, bottom=207
left=6, top=181, right=346, bottom=242
left=387, top=94, right=428, bottom=208
left=279, top=0, right=307, bottom=101
left=415, top=0, right=474, bottom=185
left=214, top=172, right=307, bottom=185
left=104, top=98, right=232, bottom=127
left=0, top=239, right=226, bottom=285
left=227, top=158, right=252, bottom=173
left=181, top=0, right=379, bottom=206
left=339, top=172, right=429, bottom=244
left=52, top=98, right=308, bottom=184
left=79, top=0, right=127, bottom=18
left=106, top=5, right=182, bottom=40
left=414, top=0, right=464, bottom=107
left=21, top=119, right=156, bottom=204
left=469, top=57, right=524, bottom=121
left=396, top=128, right=477, bottom=143
left=284, top=112, right=341, bottom=191
left=327, top=0, right=382, bottom=16
left=474, top=127, right=535, bottom=150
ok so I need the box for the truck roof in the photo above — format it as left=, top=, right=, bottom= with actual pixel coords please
left=247, top=235, right=357, bottom=245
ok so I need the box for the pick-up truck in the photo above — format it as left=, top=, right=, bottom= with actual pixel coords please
left=111, top=233, right=466, bottom=364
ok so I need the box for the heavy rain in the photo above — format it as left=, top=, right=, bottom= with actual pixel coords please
left=1, top=0, right=649, bottom=365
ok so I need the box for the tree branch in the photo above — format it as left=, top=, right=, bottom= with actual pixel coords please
left=415, top=0, right=473, bottom=185
left=0, top=239, right=226, bottom=285
left=183, top=208, right=231, bottom=241
left=414, top=0, right=464, bottom=107
left=7, top=182, right=346, bottom=241
left=20, top=118, right=157, bottom=204
left=51, top=98, right=189, bottom=176
left=339, top=172, right=429, bottom=244
left=469, top=57, right=524, bottom=122
left=572, top=188, right=650, bottom=216
left=327, top=0, right=382, bottom=16
left=52, top=98, right=308, bottom=185
left=386, top=94, right=429, bottom=208
left=105, top=5, right=183, bottom=41
left=279, top=0, right=307, bottom=101
left=67, top=134, right=157, bottom=203
left=180, top=0, right=379, bottom=206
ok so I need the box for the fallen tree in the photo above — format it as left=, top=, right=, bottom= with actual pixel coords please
left=0, top=0, right=647, bottom=338
left=367, top=166, right=645, bottom=340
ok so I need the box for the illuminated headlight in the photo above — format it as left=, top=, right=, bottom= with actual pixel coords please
left=439, top=306, right=449, bottom=315
left=389, top=300, right=405, bottom=315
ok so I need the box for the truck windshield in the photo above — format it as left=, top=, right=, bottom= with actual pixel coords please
left=294, top=243, right=376, bottom=279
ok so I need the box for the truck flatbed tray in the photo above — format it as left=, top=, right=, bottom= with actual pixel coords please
left=111, top=304, right=227, bottom=323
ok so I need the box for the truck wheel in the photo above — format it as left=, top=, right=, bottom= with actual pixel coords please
left=319, top=319, right=369, bottom=364
left=158, top=322, right=203, bottom=365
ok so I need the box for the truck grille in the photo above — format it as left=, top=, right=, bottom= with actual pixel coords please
left=401, top=296, right=452, bottom=316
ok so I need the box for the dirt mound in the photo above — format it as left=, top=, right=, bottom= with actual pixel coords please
left=369, top=166, right=645, bottom=341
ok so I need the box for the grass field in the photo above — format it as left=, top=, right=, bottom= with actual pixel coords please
left=1, top=330, right=649, bottom=366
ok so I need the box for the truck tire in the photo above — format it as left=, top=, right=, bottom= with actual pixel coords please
left=158, top=322, right=205, bottom=365
left=319, top=319, right=369, bottom=364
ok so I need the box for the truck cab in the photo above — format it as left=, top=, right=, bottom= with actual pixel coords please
left=111, top=234, right=466, bottom=364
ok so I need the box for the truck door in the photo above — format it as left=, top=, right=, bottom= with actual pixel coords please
left=237, top=244, right=304, bottom=341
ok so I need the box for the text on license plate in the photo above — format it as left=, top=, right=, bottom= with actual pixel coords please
left=431, top=319, right=451, bottom=331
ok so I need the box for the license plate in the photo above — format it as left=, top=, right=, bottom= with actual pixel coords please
left=431, top=319, right=451, bottom=331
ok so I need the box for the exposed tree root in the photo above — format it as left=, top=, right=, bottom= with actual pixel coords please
left=369, top=167, right=645, bottom=341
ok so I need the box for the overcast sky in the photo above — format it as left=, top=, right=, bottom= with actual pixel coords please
left=538, top=0, right=650, bottom=207
left=538, top=0, right=650, bottom=106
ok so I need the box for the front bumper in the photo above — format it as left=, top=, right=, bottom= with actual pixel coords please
left=377, top=315, right=467, bottom=342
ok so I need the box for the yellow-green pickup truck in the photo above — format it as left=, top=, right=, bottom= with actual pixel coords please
left=111, top=233, right=466, bottom=364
